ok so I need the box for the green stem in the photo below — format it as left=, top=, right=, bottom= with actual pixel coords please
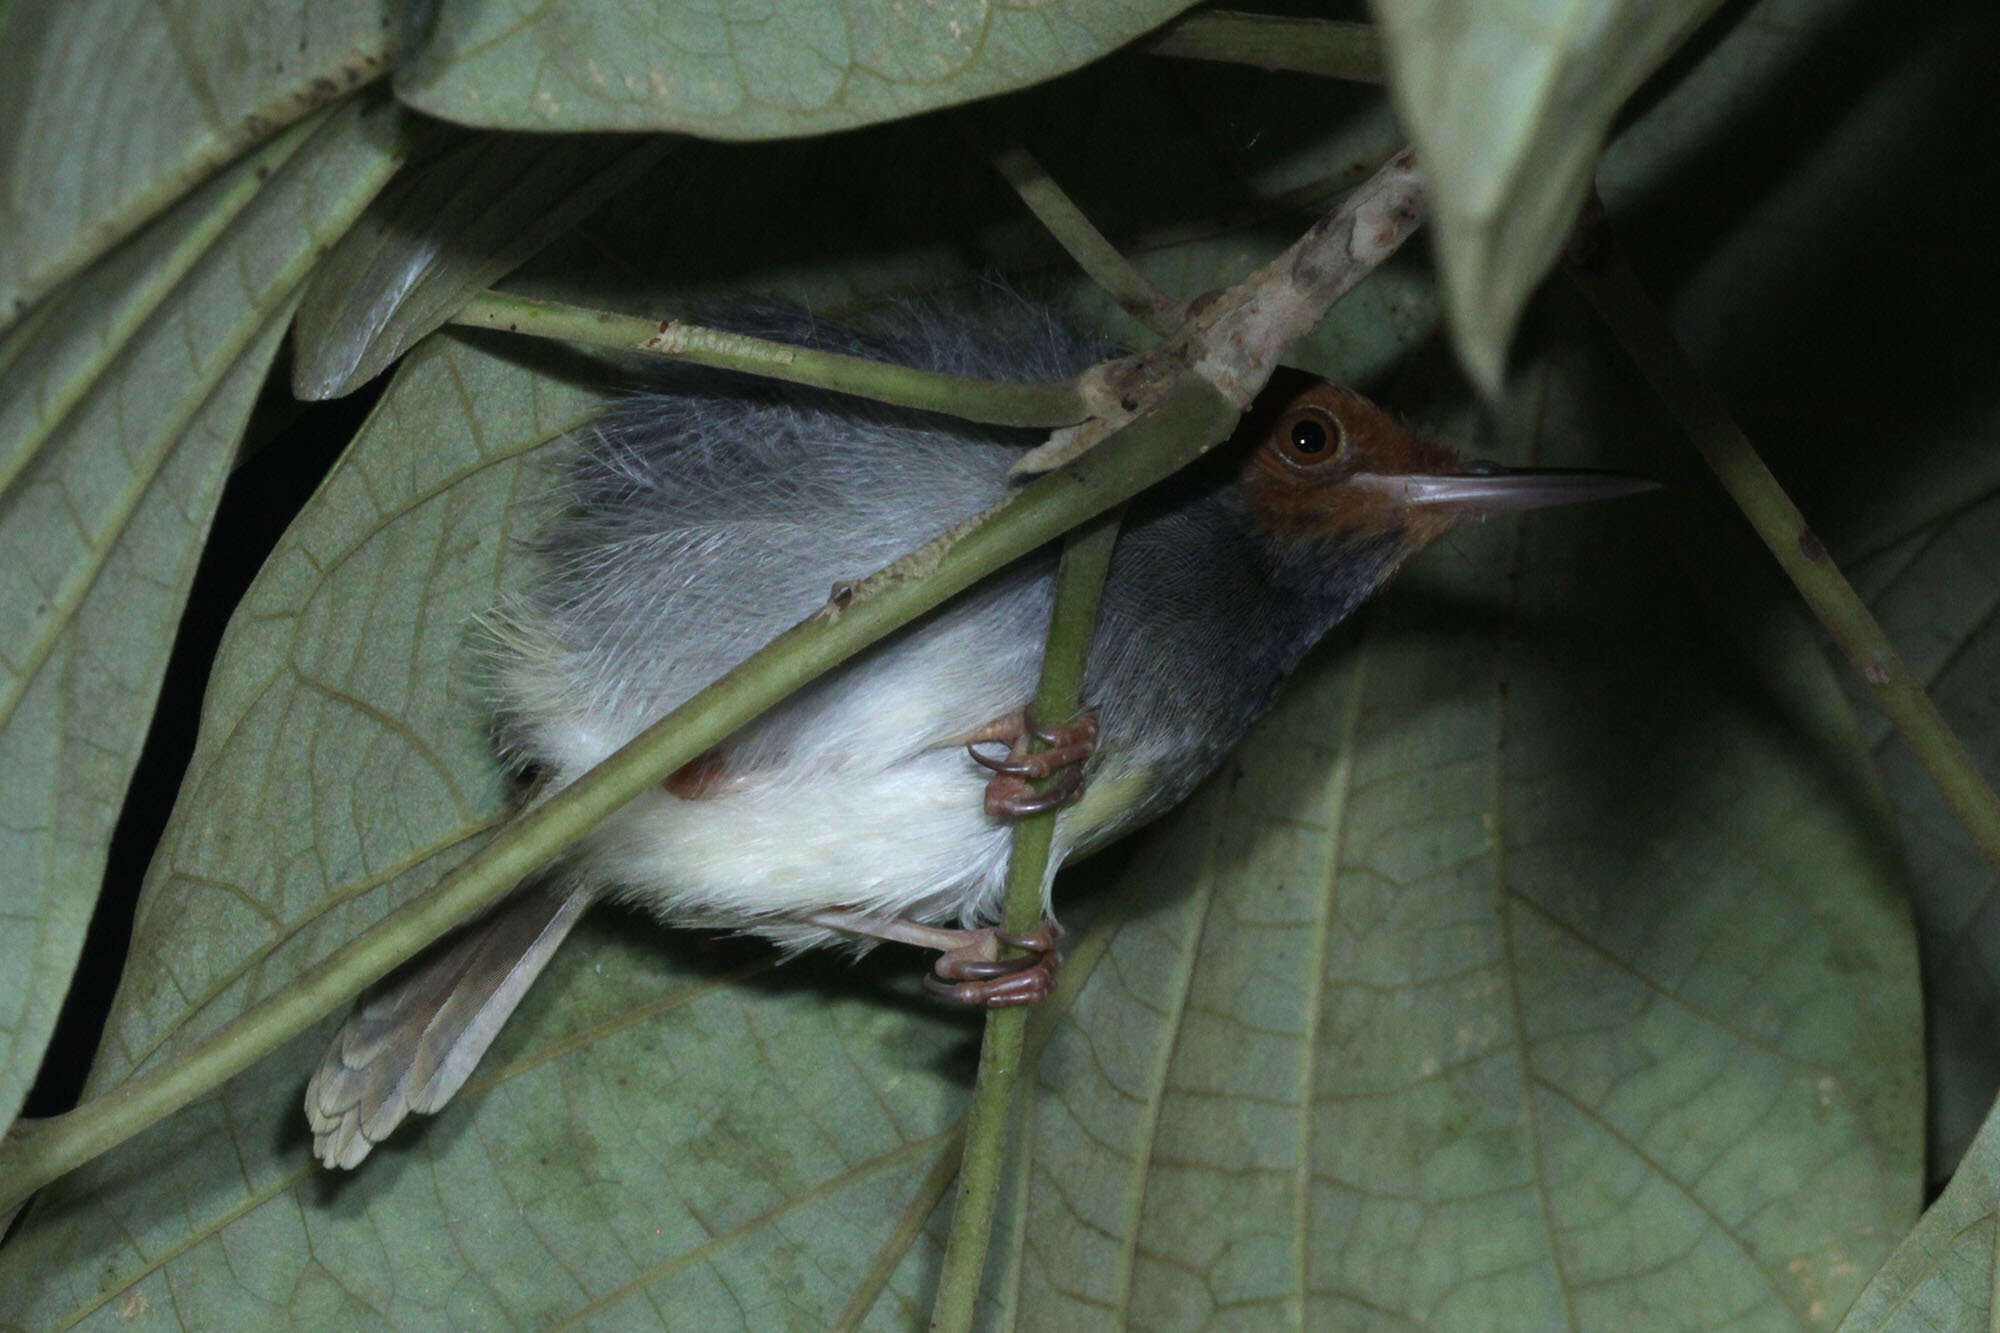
left=928, top=508, right=1124, bottom=1331
left=451, top=291, right=1097, bottom=428
left=835, top=881, right=1136, bottom=1328
left=979, top=134, right=1183, bottom=337
left=1148, top=13, right=1385, bottom=83
left=1564, top=222, right=2000, bottom=884
left=0, top=383, right=1236, bottom=1218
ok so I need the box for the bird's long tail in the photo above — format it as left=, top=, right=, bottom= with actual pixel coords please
left=305, top=884, right=591, bottom=1169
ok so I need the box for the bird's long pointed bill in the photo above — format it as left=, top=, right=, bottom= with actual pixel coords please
left=1358, top=467, right=1660, bottom=514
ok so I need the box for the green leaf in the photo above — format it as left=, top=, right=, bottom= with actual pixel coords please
left=393, top=0, right=1203, bottom=136
left=995, top=332, right=1921, bottom=1328
left=1841, top=1095, right=2000, bottom=1330
left=1369, top=0, right=1725, bottom=392
left=292, top=130, right=672, bottom=399
left=0, top=101, right=406, bottom=1134
left=0, top=0, right=400, bottom=336
left=0, top=117, right=321, bottom=502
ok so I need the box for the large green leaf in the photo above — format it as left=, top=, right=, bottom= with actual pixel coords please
left=0, top=101, right=406, bottom=1134
left=0, top=115, right=321, bottom=511
left=393, top=0, right=1203, bottom=136
left=987, top=330, right=1920, bottom=1328
left=81, top=330, right=567, bottom=1093
left=0, top=0, right=400, bottom=336
left=1369, top=0, right=1725, bottom=392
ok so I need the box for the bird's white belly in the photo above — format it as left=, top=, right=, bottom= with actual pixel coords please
left=574, top=748, right=1018, bottom=945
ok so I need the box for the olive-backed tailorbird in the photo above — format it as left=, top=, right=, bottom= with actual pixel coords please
left=305, top=300, right=1654, bottom=1168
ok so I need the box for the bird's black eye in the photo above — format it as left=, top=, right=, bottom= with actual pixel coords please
left=1274, top=409, right=1342, bottom=468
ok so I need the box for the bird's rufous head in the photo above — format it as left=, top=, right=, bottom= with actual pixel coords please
left=1231, top=367, right=1654, bottom=558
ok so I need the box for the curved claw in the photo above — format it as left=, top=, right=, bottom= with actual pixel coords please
left=924, top=954, right=1060, bottom=1008
left=967, top=736, right=1098, bottom=781
left=986, top=768, right=1084, bottom=818
left=970, top=708, right=1101, bottom=821
left=966, top=741, right=1039, bottom=778
left=936, top=952, right=1043, bottom=981
left=996, top=921, right=1064, bottom=954
left=804, top=910, right=1066, bottom=1011
left=925, top=919, right=1064, bottom=1008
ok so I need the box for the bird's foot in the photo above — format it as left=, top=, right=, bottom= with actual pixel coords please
left=802, top=911, right=1064, bottom=1009
left=922, top=921, right=1064, bottom=1008
left=966, top=709, right=1100, bottom=818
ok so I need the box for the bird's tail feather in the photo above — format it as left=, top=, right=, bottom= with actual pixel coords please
left=305, top=884, right=591, bottom=1169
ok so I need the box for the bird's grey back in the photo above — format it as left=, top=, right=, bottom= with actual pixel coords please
left=491, top=298, right=1113, bottom=781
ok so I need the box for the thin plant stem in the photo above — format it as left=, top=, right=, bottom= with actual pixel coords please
left=977, top=132, right=1184, bottom=336
left=1013, top=148, right=1426, bottom=475
left=1148, top=12, right=1385, bottom=83
left=929, top=508, right=1124, bottom=1331
left=0, top=386, right=1235, bottom=1218
left=832, top=876, right=1137, bottom=1329
left=451, top=291, right=1100, bottom=427
left=1564, top=214, right=2000, bottom=884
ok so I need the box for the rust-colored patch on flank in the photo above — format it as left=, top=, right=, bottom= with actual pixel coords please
left=664, top=747, right=731, bottom=800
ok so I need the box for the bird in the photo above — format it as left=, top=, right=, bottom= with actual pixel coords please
left=304, top=297, right=1653, bottom=1168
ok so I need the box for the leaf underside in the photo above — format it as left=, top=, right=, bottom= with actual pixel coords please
left=393, top=0, right=1207, bottom=136
left=1001, top=342, right=1920, bottom=1326
left=0, top=0, right=400, bottom=336
left=0, top=102, right=406, bottom=1133
left=1369, top=0, right=1726, bottom=392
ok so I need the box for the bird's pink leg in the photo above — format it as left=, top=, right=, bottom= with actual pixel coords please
left=804, top=911, right=1064, bottom=1008
left=805, top=709, right=1092, bottom=1005
left=965, top=709, right=1100, bottom=818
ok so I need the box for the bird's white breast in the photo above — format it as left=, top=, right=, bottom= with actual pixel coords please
left=574, top=747, right=1019, bottom=949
